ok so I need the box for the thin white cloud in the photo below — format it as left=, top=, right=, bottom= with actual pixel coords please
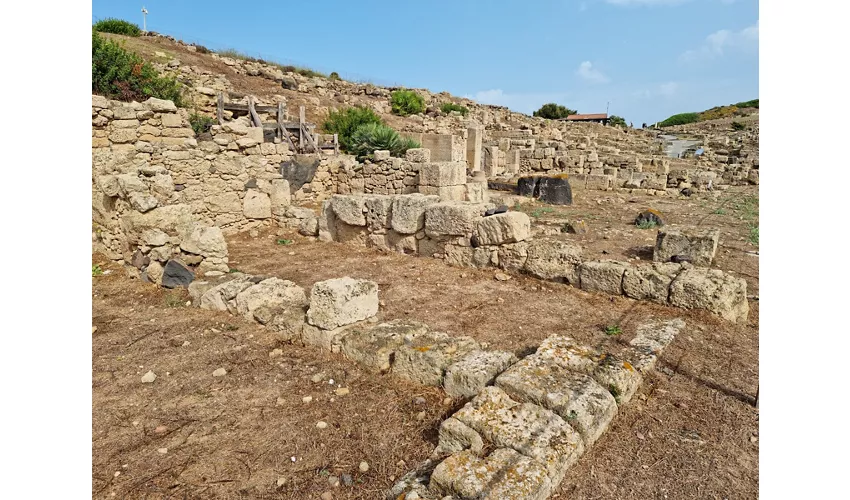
left=633, top=81, right=680, bottom=99
left=681, top=20, right=759, bottom=61
left=576, top=61, right=610, bottom=84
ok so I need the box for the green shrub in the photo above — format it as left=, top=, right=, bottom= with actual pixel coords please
left=189, top=113, right=215, bottom=135
left=608, top=115, right=627, bottom=127
left=349, top=123, right=420, bottom=159
left=731, top=121, right=746, bottom=131
left=329, top=72, right=341, bottom=80
left=193, top=44, right=212, bottom=54
left=92, top=264, right=103, bottom=277
left=92, top=31, right=183, bottom=105
left=532, top=103, right=577, bottom=119
left=321, top=106, right=385, bottom=153
left=93, top=18, right=141, bottom=36
left=216, top=49, right=327, bottom=78
left=657, top=112, right=700, bottom=127
left=390, top=90, right=425, bottom=116
left=440, top=102, right=469, bottom=116
left=735, top=99, right=759, bottom=109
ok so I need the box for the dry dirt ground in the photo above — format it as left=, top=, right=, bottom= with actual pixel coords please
left=93, top=186, right=759, bottom=499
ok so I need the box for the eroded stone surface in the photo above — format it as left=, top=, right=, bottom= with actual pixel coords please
left=496, top=354, right=617, bottom=447
left=430, top=448, right=552, bottom=500
left=579, top=260, right=629, bottom=296
left=474, top=212, right=531, bottom=245
left=622, top=262, right=682, bottom=303
left=306, top=277, right=378, bottom=330
left=654, top=228, right=720, bottom=267
left=390, top=194, right=440, bottom=234
left=424, top=202, right=487, bottom=237
left=393, top=330, right=480, bottom=386
left=523, top=238, right=582, bottom=285
left=444, top=350, right=518, bottom=398
left=234, top=277, right=308, bottom=323
left=339, top=320, right=430, bottom=372
left=669, top=267, right=749, bottom=323
left=625, top=318, right=685, bottom=373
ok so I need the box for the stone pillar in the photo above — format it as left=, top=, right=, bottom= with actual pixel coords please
left=483, top=145, right=500, bottom=177
left=466, top=127, right=483, bottom=172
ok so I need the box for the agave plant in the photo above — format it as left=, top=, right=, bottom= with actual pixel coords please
left=349, top=123, right=420, bottom=159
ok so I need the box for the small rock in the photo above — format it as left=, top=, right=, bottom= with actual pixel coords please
left=321, top=492, right=333, bottom=500
left=249, top=229, right=259, bottom=238
left=359, top=461, right=369, bottom=473
left=182, top=340, right=190, bottom=347
left=311, top=373, right=324, bottom=383
left=276, top=476, right=287, bottom=488
left=316, top=421, right=328, bottom=429
left=460, top=273, right=467, bottom=278
left=442, top=397, right=453, bottom=406
left=157, top=448, right=168, bottom=454
left=379, top=300, right=386, bottom=307
left=114, top=471, right=121, bottom=477
left=406, top=492, right=420, bottom=500
left=269, top=348, right=284, bottom=358
left=494, top=272, right=511, bottom=281
left=276, top=397, right=286, bottom=406
left=328, top=476, right=340, bottom=487
left=341, top=474, right=353, bottom=486
left=92, top=326, right=98, bottom=334
left=212, top=368, right=227, bottom=377
left=416, top=411, right=426, bottom=421
left=335, top=387, right=350, bottom=396
left=154, top=425, right=168, bottom=434
left=413, top=396, right=426, bottom=406
left=302, top=396, right=313, bottom=403
left=328, top=379, right=335, bottom=385
left=141, top=371, right=157, bottom=383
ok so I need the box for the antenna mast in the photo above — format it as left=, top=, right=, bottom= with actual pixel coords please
left=141, top=6, right=148, bottom=32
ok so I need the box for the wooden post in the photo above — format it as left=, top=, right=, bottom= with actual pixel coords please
left=299, top=106, right=306, bottom=150
left=334, top=133, right=339, bottom=155
left=216, top=92, right=224, bottom=125
left=277, top=102, right=284, bottom=141
left=248, top=96, right=262, bottom=128
left=755, top=387, right=759, bottom=409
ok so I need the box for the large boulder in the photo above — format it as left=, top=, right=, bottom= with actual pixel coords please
left=161, top=259, right=194, bottom=288
left=622, top=262, right=682, bottom=303
left=424, top=202, right=487, bottom=237
left=653, top=228, right=720, bottom=267
left=517, top=175, right=572, bottom=205
left=669, top=267, right=749, bottom=323
left=180, top=224, right=227, bottom=258
left=234, top=277, right=308, bottom=323
left=473, top=212, right=531, bottom=245
left=307, top=277, right=379, bottom=330
left=243, top=189, right=271, bottom=219
left=579, top=260, right=630, bottom=296
left=330, top=195, right=367, bottom=226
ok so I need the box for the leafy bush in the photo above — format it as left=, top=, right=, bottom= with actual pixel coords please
left=533, top=103, right=577, bottom=120
left=608, top=115, right=627, bottom=127
left=735, top=99, right=759, bottom=109
left=699, top=105, right=738, bottom=121
left=193, top=44, right=212, bottom=54
left=391, top=90, right=425, bottom=116
left=731, top=121, right=746, bottom=131
left=349, top=123, right=420, bottom=159
left=329, top=72, right=341, bottom=80
left=216, top=49, right=328, bottom=78
left=657, top=112, right=700, bottom=127
left=92, top=31, right=184, bottom=105
left=189, top=113, right=215, bottom=135
left=440, top=102, right=469, bottom=116
left=321, top=106, right=385, bottom=153
left=93, top=18, right=142, bottom=36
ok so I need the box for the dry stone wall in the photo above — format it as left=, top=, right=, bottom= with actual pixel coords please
left=311, top=193, right=749, bottom=323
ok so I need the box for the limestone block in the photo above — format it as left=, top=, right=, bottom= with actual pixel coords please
left=298, top=216, right=319, bottom=237
left=419, top=184, right=467, bottom=201
left=622, top=262, right=682, bottom=303
left=424, top=202, right=486, bottom=237
left=586, top=174, right=612, bottom=190
left=419, top=161, right=467, bottom=187
left=496, top=354, right=617, bottom=447
left=393, top=330, right=479, bottom=386
left=113, top=119, right=140, bottom=129
left=465, top=179, right=489, bottom=204
left=206, top=192, right=242, bottom=214
left=199, top=276, right=254, bottom=314
left=405, top=148, right=431, bottom=163
left=625, top=318, right=685, bottom=373
left=450, top=386, right=585, bottom=483
left=119, top=204, right=194, bottom=238
left=339, top=320, right=430, bottom=372
left=373, top=150, right=391, bottom=161
left=444, top=245, right=493, bottom=268
left=497, top=241, right=529, bottom=271
left=444, top=350, right=518, bottom=398
left=386, top=230, right=418, bottom=254
left=269, top=179, right=291, bottom=216
left=141, top=229, right=169, bottom=247
left=579, top=260, right=629, bottom=295
left=523, top=238, right=582, bottom=285
left=669, top=267, right=749, bottom=323
left=92, top=95, right=108, bottom=109
left=128, top=192, right=158, bottom=213
left=301, top=322, right=355, bottom=352
left=317, top=200, right=337, bottom=242
left=436, top=417, right=484, bottom=455
left=474, top=212, right=531, bottom=245
left=112, top=106, right=137, bottom=120
left=429, top=449, right=552, bottom=500
left=160, top=113, right=183, bottom=127
left=109, top=128, right=137, bottom=144
left=330, top=194, right=367, bottom=226
left=592, top=354, right=643, bottom=405
left=653, top=228, right=720, bottom=266
left=243, top=189, right=272, bottom=219
left=180, top=224, right=228, bottom=258
left=364, top=195, right=394, bottom=233
left=144, top=97, right=177, bottom=112
left=306, top=277, right=379, bottom=330
left=234, top=277, right=308, bottom=323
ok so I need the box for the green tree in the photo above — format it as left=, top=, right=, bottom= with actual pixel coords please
left=321, top=106, right=385, bottom=154
left=532, top=103, right=577, bottom=119
left=608, top=115, right=627, bottom=127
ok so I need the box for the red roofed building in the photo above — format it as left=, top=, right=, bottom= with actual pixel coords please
left=561, top=113, right=609, bottom=125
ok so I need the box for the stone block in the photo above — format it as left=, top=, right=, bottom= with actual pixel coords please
left=301, top=322, right=355, bottom=352
left=419, top=184, right=467, bottom=201
left=199, top=276, right=255, bottom=314
left=523, top=238, right=582, bottom=285
left=579, top=260, right=629, bottom=295
left=243, top=189, right=271, bottom=219
left=496, top=353, right=618, bottom=447
left=625, top=318, right=685, bottom=373
left=373, top=150, right=391, bottom=161
left=474, top=212, right=531, bottom=245
left=180, top=224, right=228, bottom=258
left=424, top=202, right=486, bottom=237
left=669, top=267, right=749, bottom=323
left=109, top=128, right=137, bottom=144
left=653, top=228, right=720, bottom=267
left=444, top=350, right=518, bottom=398
left=430, top=449, right=552, bottom=500
left=419, top=161, right=467, bottom=187
left=586, top=174, right=612, bottom=190
left=436, top=417, right=484, bottom=455
left=622, top=262, right=682, bottom=304
left=162, top=259, right=194, bottom=288
left=269, top=179, right=291, bottom=216
left=335, top=221, right=369, bottom=246
left=160, top=113, right=183, bottom=127
left=405, top=148, right=431, bottom=163
left=306, top=277, right=379, bottom=330
left=144, top=97, right=177, bottom=112
left=393, top=330, right=479, bottom=386
left=339, top=320, right=430, bottom=372
left=330, top=194, right=367, bottom=226
left=445, top=245, right=493, bottom=268
left=364, top=195, right=394, bottom=233
left=450, top=386, right=585, bottom=483
left=593, top=353, right=643, bottom=405
left=497, top=241, right=529, bottom=272
left=234, top=277, right=308, bottom=323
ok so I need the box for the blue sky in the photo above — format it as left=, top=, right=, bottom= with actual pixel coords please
left=92, top=0, right=758, bottom=125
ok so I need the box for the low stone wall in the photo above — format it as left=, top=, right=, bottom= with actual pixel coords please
left=308, top=194, right=749, bottom=323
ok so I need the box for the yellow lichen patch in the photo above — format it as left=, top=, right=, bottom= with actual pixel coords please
left=646, top=208, right=663, bottom=216
left=623, top=361, right=635, bottom=372
left=414, top=346, right=432, bottom=352
left=553, top=173, right=570, bottom=179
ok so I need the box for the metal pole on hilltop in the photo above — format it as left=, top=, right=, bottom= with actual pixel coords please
left=141, top=7, right=148, bottom=32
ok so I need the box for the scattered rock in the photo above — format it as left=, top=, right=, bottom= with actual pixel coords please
left=302, top=396, right=313, bottom=403
left=157, top=448, right=168, bottom=454
left=269, top=348, right=283, bottom=358
left=335, top=387, right=350, bottom=396
left=359, top=461, right=370, bottom=473
left=141, top=371, right=157, bottom=383
left=494, top=272, right=511, bottom=281
left=162, top=259, right=194, bottom=288
left=413, top=396, right=427, bottom=406
left=311, top=373, right=325, bottom=383
left=328, top=475, right=340, bottom=487
left=154, top=425, right=168, bottom=434
left=316, top=421, right=328, bottom=429
left=341, top=474, right=353, bottom=486
left=320, top=492, right=333, bottom=500
left=212, top=368, right=227, bottom=377
left=635, top=209, right=664, bottom=227
left=564, top=220, right=588, bottom=234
